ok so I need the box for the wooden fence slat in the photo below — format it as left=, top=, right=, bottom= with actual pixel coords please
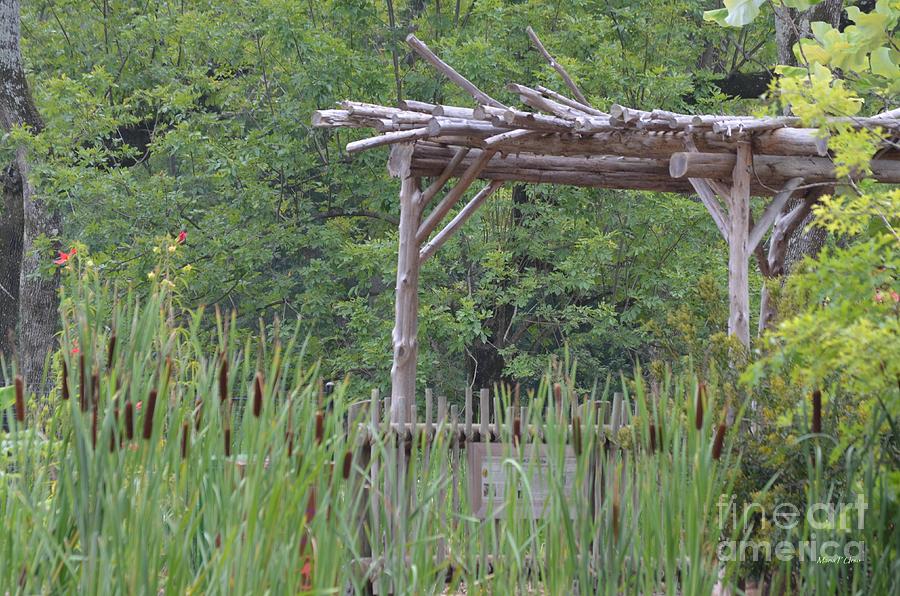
left=480, top=388, right=490, bottom=444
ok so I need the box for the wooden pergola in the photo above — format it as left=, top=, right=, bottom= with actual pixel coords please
left=313, top=32, right=900, bottom=423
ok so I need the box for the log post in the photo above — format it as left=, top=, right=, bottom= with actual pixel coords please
left=728, top=142, right=752, bottom=348
left=389, top=147, right=424, bottom=423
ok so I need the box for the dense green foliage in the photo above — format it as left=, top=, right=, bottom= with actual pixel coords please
left=14, top=0, right=773, bottom=393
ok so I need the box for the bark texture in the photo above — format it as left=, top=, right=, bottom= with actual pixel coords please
left=773, top=0, right=843, bottom=275
left=0, top=0, right=59, bottom=393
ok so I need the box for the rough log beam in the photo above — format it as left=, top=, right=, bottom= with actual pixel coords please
left=535, top=85, right=607, bottom=117
left=390, top=145, right=423, bottom=421
left=688, top=178, right=729, bottom=241
left=420, top=148, right=470, bottom=205
left=419, top=181, right=505, bottom=263
left=525, top=26, right=590, bottom=106
left=409, top=145, right=802, bottom=195
left=748, top=177, right=804, bottom=252
left=670, top=151, right=900, bottom=185
left=728, top=142, right=752, bottom=348
left=416, top=150, right=497, bottom=244
left=406, top=34, right=506, bottom=109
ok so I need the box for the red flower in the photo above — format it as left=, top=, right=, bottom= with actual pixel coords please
left=135, top=401, right=143, bottom=413
left=875, top=291, right=885, bottom=304
left=892, top=291, right=899, bottom=303
left=176, top=230, right=187, bottom=244
left=53, top=248, right=77, bottom=265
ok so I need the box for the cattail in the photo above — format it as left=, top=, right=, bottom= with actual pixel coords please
left=218, top=353, right=229, bottom=403
left=142, top=389, right=158, bottom=440
left=214, top=533, right=221, bottom=549
left=181, top=423, right=189, bottom=460
left=61, top=357, right=70, bottom=400
left=91, top=369, right=99, bottom=407
left=315, top=410, right=324, bottom=444
left=79, top=353, right=87, bottom=411
left=124, top=401, right=134, bottom=440
left=811, top=389, right=822, bottom=434
left=286, top=432, right=294, bottom=458
left=553, top=383, right=562, bottom=409
left=18, top=565, right=26, bottom=589
left=305, top=487, right=317, bottom=521
left=612, top=470, right=621, bottom=543
left=648, top=423, right=657, bottom=454
left=572, top=416, right=582, bottom=457
left=14, top=375, right=24, bottom=423
left=252, top=372, right=264, bottom=418
left=91, top=406, right=98, bottom=449
left=107, top=334, right=117, bottom=369
left=223, top=426, right=232, bottom=457
left=712, top=423, right=727, bottom=460
left=342, top=451, right=352, bottom=479
left=695, top=383, right=705, bottom=430
left=513, top=417, right=521, bottom=447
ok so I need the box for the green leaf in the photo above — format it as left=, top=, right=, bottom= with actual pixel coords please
left=720, top=0, right=766, bottom=27
left=782, top=0, right=824, bottom=9
left=870, top=47, right=899, bottom=78
left=0, top=385, right=13, bottom=410
left=702, top=8, right=732, bottom=27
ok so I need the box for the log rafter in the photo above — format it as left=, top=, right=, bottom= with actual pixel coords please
left=311, top=30, right=898, bottom=413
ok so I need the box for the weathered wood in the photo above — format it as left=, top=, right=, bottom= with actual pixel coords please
left=669, top=151, right=900, bottom=184
left=346, top=127, right=433, bottom=154
left=390, top=164, right=424, bottom=421
left=483, top=128, right=541, bottom=147
left=526, top=26, right=590, bottom=106
left=416, top=149, right=497, bottom=244
left=688, top=178, right=729, bottom=241
left=420, top=181, right=504, bottom=262
left=406, top=34, right=505, bottom=108
left=420, top=147, right=470, bottom=205
left=748, top=177, right=804, bottom=252
left=535, top=85, right=607, bottom=117
left=728, top=142, right=752, bottom=348
left=507, top=83, right=590, bottom=121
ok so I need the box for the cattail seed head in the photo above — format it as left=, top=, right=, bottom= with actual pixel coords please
left=124, top=401, right=134, bottom=440
left=712, top=423, right=727, bottom=460
left=61, top=357, right=69, bottom=400
left=811, top=389, right=822, bottom=434
left=612, top=472, right=621, bottom=543
left=315, top=410, right=324, bottom=444
left=218, top=353, right=229, bottom=403
left=91, top=407, right=98, bottom=449
left=91, top=370, right=100, bottom=407
left=181, top=423, right=189, bottom=460
left=305, top=487, right=317, bottom=521
left=286, top=433, right=294, bottom=458
left=342, top=451, right=352, bottom=480
left=223, top=426, right=232, bottom=457
left=14, top=375, right=24, bottom=423
left=252, top=372, right=264, bottom=418
left=214, top=533, right=221, bottom=549
left=513, top=417, right=521, bottom=447
left=572, top=416, right=582, bottom=457
left=648, top=423, right=657, bottom=454
left=79, top=354, right=87, bottom=411
left=695, top=383, right=705, bottom=430
left=142, top=389, right=158, bottom=441
left=107, top=334, right=117, bottom=369
left=553, top=383, right=562, bottom=407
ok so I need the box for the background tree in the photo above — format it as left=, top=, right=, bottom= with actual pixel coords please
left=0, top=0, right=58, bottom=392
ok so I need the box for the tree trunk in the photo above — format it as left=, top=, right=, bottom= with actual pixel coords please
left=759, top=0, right=843, bottom=333
left=0, top=0, right=59, bottom=394
left=0, top=163, right=23, bottom=380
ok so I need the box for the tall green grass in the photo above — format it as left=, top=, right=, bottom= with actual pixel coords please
left=2, top=268, right=890, bottom=594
